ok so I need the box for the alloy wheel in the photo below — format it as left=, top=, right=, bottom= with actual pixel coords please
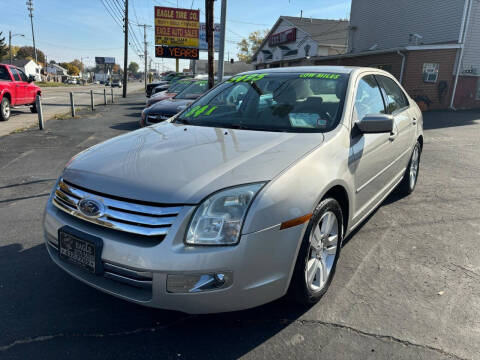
left=2, top=101, right=10, bottom=119
left=305, top=211, right=339, bottom=292
left=409, top=145, right=420, bottom=190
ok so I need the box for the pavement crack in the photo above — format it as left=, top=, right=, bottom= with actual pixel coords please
left=0, top=315, right=195, bottom=352
left=293, top=319, right=470, bottom=360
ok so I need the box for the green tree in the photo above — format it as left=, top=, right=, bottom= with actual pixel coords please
left=0, top=32, right=8, bottom=61
left=70, top=59, right=84, bottom=72
left=59, top=62, right=80, bottom=76
left=128, top=61, right=139, bottom=74
left=16, top=46, right=46, bottom=64
left=237, top=29, right=269, bottom=63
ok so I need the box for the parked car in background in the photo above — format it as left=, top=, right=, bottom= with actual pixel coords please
left=44, top=66, right=423, bottom=313
left=0, top=63, right=41, bottom=121
left=146, top=79, right=198, bottom=107
left=111, top=80, right=122, bottom=88
left=141, top=79, right=208, bottom=127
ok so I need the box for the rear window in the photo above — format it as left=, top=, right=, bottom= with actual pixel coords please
left=0, top=66, right=11, bottom=81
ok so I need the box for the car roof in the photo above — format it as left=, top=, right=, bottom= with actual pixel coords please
left=238, top=66, right=366, bottom=75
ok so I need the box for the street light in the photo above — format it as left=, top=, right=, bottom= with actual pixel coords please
left=9, top=31, right=25, bottom=65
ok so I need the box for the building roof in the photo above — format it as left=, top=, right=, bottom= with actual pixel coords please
left=253, top=16, right=349, bottom=61
left=282, top=16, right=349, bottom=47
left=47, top=63, right=67, bottom=71
left=11, top=59, right=36, bottom=68
left=310, top=43, right=462, bottom=62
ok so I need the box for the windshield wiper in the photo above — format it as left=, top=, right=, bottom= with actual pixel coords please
left=174, top=117, right=190, bottom=125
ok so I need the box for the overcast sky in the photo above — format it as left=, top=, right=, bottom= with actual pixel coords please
left=1, top=0, right=351, bottom=71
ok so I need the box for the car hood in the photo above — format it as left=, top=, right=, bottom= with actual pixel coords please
left=146, top=98, right=194, bottom=116
left=63, top=122, right=324, bottom=204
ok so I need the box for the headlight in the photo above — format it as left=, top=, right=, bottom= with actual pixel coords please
left=185, top=183, right=265, bottom=246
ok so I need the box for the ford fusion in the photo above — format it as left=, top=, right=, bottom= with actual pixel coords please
left=44, top=66, right=423, bottom=314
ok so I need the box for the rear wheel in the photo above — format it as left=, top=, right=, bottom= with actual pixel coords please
left=0, top=97, right=11, bottom=121
left=289, top=198, right=343, bottom=305
left=398, top=141, right=421, bottom=195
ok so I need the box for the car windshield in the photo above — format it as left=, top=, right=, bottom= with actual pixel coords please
left=175, top=72, right=349, bottom=133
left=174, top=80, right=208, bottom=99
left=169, top=80, right=194, bottom=93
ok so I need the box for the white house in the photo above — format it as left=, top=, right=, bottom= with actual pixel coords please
left=46, top=63, right=68, bottom=76
left=252, top=16, right=349, bottom=69
left=12, top=59, right=42, bottom=81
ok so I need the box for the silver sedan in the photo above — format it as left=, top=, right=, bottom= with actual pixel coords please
left=44, top=66, right=423, bottom=313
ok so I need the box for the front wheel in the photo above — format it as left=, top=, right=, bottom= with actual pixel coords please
left=0, top=97, right=11, bottom=121
left=398, top=141, right=421, bottom=195
left=30, top=99, right=38, bottom=113
left=289, top=198, right=343, bottom=305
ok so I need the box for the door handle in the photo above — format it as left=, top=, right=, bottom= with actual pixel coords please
left=412, top=117, right=417, bottom=125
left=389, top=131, right=397, bottom=141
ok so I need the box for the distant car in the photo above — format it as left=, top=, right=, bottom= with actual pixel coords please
left=67, top=79, right=77, bottom=85
left=0, top=63, right=41, bottom=121
left=111, top=80, right=122, bottom=88
left=146, top=79, right=198, bottom=107
left=141, top=79, right=208, bottom=127
left=105, top=81, right=110, bottom=86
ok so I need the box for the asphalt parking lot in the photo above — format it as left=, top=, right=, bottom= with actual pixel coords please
left=0, top=95, right=479, bottom=360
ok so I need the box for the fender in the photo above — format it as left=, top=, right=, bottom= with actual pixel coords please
left=0, top=89, right=11, bottom=103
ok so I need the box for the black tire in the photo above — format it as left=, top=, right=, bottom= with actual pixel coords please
left=398, top=140, right=422, bottom=195
left=288, top=198, right=343, bottom=306
left=0, top=97, right=11, bottom=121
left=30, top=101, right=38, bottom=113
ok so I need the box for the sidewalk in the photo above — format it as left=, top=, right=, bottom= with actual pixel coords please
left=0, top=82, right=145, bottom=137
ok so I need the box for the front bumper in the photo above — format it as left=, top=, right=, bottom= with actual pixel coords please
left=44, top=198, right=305, bottom=314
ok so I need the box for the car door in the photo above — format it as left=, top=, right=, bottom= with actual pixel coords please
left=9, top=67, right=26, bottom=105
left=349, top=74, right=396, bottom=223
left=17, top=68, right=35, bottom=104
left=375, top=75, right=415, bottom=176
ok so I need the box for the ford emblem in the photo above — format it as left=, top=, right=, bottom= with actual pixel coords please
left=78, top=198, right=104, bottom=218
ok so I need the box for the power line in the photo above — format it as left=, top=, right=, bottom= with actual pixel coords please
left=100, top=0, right=123, bottom=29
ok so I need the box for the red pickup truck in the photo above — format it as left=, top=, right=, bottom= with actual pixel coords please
left=0, top=63, right=41, bottom=121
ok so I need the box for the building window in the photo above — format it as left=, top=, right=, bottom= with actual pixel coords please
left=423, top=63, right=439, bottom=83
left=476, top=79, right=480, bottom=100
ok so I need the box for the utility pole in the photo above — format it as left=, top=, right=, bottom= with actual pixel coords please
left=26, top=0, right=38, bottom=63
left=205, top=0, right=215, bottom=89
left=138, top=24, right=151, bottom=91
left=123, top=0, right=128, bottom=98
left=9, top=31, right=25, bottom=65
left=217, top=0, right=227, bottom=82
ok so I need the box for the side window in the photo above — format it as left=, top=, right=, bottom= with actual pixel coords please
left=354, top=75, right=385, bottom=120
left=376, top=75, right=409, bottom=114
left=0, top=66, right=11, bottom=81
left=10, top=68, right=21, bottom=81
left=17, top=69, right=29, bottom=82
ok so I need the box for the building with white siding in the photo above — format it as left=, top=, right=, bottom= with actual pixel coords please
left=252, top=16, right=349, bottom=69
left=314, top=0, right=480, bottom=110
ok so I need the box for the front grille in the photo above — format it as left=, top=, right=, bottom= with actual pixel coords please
left=52, top=178, right=182, bottom=237
left=103, top=262, right=153, bottom=289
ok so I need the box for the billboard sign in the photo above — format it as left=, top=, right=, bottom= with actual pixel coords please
left=155, top=45, right=199, bottom=60
left=199, top=23, right=220, bottom=51
left=95, top=57, right=115, bottom=65
left=154, top=6, right=199, bottom=48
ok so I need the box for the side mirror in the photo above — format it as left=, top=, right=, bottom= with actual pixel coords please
left=28, top=75, right=35, bottom=83
left=356, top=114, right=393, bottom=133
